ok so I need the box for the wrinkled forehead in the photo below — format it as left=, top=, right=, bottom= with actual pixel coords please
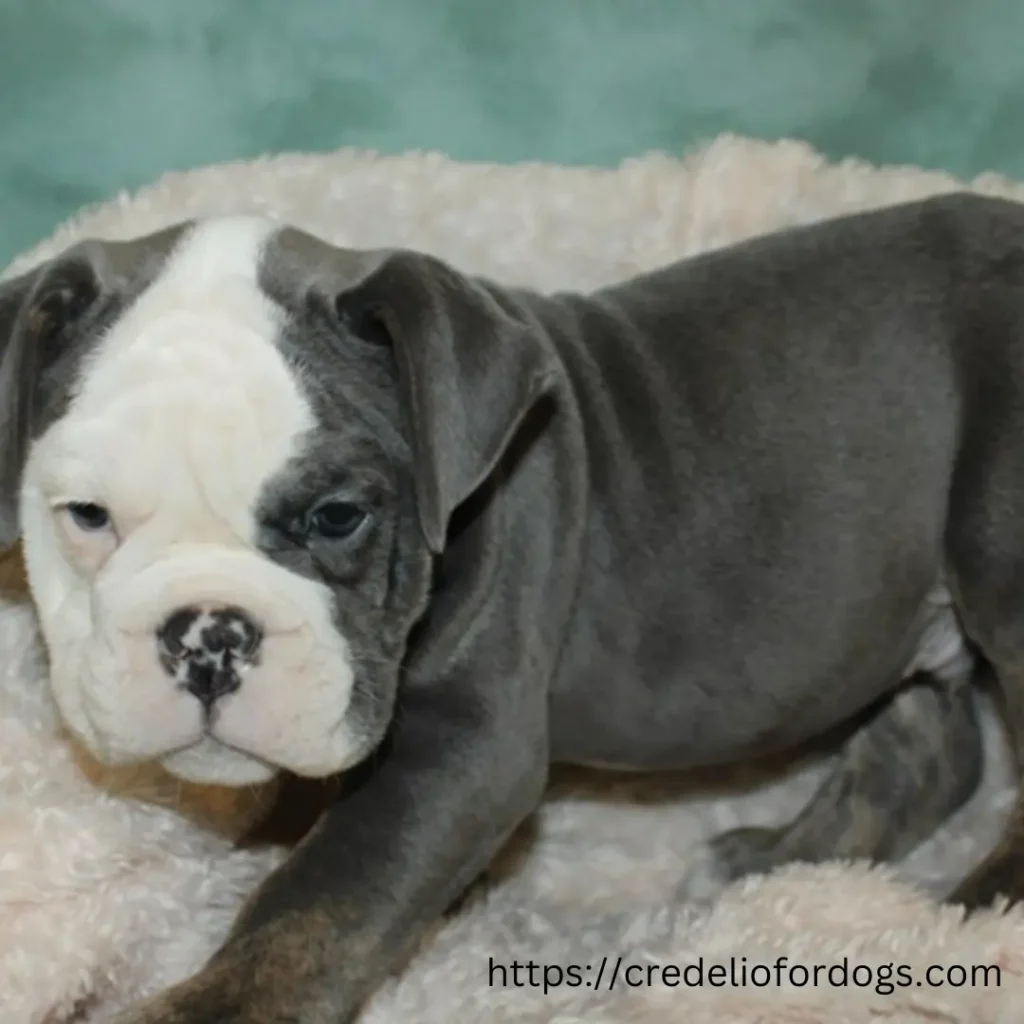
left=31, top=217, right=326, bottom=529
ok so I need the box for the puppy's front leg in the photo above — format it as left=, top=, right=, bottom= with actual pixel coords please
left=114, top=677, right=548, bottom=1024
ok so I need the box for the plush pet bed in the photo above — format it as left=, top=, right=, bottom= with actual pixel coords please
left=5, top=134, right=1024, bottom=1023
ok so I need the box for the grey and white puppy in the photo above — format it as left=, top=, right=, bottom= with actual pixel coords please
left=0, top=194, right=1021, bottom=1023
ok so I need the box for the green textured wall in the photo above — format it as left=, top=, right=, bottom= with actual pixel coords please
left=2, top=0, right=1024, bottom=264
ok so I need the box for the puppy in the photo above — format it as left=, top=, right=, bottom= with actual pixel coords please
left=0, top=194, right=1021, bottom=1022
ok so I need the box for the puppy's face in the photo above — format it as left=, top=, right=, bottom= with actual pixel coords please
left=0, top=221, right=420, bottom=786
left=0, top=218, right=557, bottom=786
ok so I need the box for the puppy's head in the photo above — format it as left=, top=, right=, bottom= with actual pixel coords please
left=0, top=218, right=557, bottom=785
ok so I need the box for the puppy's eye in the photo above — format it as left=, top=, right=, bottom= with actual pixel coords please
left=308, top=501, right=369, bottom=540
left=65, top=502, right=111, bottom=532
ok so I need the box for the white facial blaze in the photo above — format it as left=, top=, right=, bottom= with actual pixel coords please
left=19, top=217, right=360, bottom=786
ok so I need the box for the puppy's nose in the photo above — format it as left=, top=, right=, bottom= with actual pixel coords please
left=156, top=605, right=263, bottom=708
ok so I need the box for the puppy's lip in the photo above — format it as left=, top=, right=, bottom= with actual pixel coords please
left=158, top=729, right=276, bottom=773
left=202, top=732, right=277, bottom=769
left=80, top=729, right=206, bottom=768
left=204, top=726, right=341, bottom=778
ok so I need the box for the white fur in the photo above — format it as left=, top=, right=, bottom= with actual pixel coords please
left=18, top=217, right=358, bottom=786
left=5, top=137, right=1024, bottom=1022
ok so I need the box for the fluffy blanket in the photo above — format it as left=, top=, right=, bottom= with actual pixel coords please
left=5, top=134, right=1024, bottom=1024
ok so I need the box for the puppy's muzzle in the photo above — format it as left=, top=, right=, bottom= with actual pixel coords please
left=156, top=605, right=263, bottom=710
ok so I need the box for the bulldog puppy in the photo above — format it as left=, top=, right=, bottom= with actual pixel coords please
left=1, top=194, right=1023, bottom=1022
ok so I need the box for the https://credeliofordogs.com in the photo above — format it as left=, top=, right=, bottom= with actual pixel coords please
left=487, top=955, right=1001, bottom=996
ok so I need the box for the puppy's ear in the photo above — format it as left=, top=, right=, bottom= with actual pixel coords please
left=0, top=253, right=103, bottom=547
left=334, top=251, right=560, bottom=552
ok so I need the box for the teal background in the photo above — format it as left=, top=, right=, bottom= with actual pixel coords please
left=2, top=0, right=1024, bottom=265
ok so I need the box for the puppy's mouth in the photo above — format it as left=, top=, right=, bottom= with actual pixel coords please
left=159, top=733, right=280, bottom=787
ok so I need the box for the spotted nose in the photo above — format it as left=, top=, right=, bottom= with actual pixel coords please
left=156, top=605, right=263, bottom=708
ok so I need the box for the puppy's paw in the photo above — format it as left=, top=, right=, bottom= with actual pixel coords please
left=676, top=826, right=782, bottom=908
left=111, top=984, right=236, bottom=1024
left=949, top=846, right=1024, bottom=914
left=111, top=958, right=297, bottom=1024
left=113, top=910, right=348, bottom=1023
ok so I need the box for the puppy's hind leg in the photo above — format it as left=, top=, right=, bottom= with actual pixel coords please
left=945, top=658, right=1024, bottom=910
left=946, top=585, right=1024, bottom=909
left=940, top=373, right=1024, bottom=911
left=678, top=671, right=984, bottom=905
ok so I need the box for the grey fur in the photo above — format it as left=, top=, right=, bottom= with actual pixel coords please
left=4, top=194, right=1024, bottom=1022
